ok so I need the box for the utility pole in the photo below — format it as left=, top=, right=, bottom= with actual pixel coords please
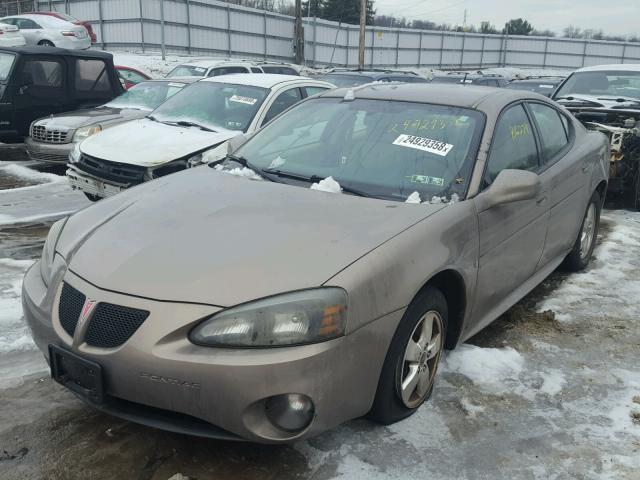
left=358, top=0, right=366, bottom=69
left=463, top=9, right=467, bottom=29
left=294, top=0, right=304, bottom=64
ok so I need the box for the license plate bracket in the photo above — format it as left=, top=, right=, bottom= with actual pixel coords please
left=49, top=344, right=104, bottom=404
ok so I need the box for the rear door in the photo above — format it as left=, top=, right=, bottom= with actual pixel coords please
left=72, top=57, right=117, bottom=109
left=12, top=18, right=42, bottom=45
left=12, top=54, right=67, bottom=137
left=472, top=103, right=550, bottom=323
left=527, top=101, right=586, bottom=267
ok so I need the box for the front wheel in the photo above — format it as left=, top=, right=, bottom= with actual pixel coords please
left=563, top=191, right=601, bottom=272
left=368, top=287, right=447, bottom=425
left=38, top=40, right=55, bottom=47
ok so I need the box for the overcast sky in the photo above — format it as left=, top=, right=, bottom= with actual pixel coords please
left=373, top=0, right=639, bottom=36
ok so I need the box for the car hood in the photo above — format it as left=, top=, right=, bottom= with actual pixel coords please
left=34, top=107, right=148, bottom=130
left=58, top=168, right=446, bottom=307
left=79, top=118, right=236, bottom=167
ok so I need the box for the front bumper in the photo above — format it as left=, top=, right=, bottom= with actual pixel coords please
left=25, top=137, right=73, bottom=164
left=22, top=264, right=401, bottom=443
left=66, top=165, right=128, bottom=199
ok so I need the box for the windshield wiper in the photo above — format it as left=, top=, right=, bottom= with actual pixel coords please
left=597, top=96, right=640, bottom=105
left=262, top=168, right=368, bottom=197
left=211, top=154, right=274, bottom=181
left=165, top=120, right=215, bottom=132
left=554, top=96, right=603, bottom=106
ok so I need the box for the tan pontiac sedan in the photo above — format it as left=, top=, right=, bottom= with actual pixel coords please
left=23, top=84, right=609, bottom=443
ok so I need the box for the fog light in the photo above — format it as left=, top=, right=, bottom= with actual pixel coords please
left=265, top=393, right=314, bottom=432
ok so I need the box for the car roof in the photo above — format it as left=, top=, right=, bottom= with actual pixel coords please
left=0, top=45, right=113, bottom=60
left=175, top=59, right=256, bottom=68
left=202, top=73, right=328, bottom=88
left=509, top=77, right=563, bottom=83
left=316, top=83, right=540, bottom=110
left=142, top=77, right=201, bottom=85
left=574, top=63, right=640, bottom=73
left=323, top=70, right=419, bottom=78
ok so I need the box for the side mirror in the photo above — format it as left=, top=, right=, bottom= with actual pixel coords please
left=476, top=169, right=540, bottom=212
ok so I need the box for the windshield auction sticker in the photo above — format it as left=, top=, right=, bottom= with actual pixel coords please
left=393, top=134, right=454, bottom=156
left=229, top=95, right=258, bottom=105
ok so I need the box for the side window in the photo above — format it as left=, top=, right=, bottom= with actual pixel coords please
left=75, top=59, right=111, bottom=93
left=262, top=66, right=298, bottom=75
left=262, top=88, right=303, bottom=126
left=209, top=66, right=249, bottom=77
left=250, top=67, right=263, bottom=73
left=304, top=86, right=329, bottom=97
left=15, top=18, right=40, bottom=29
left=118, top=69, right=146, bottom=84
left=528, top=103, right=570, bottom=163
left=484, top=104, right=539, bottom=187
left=22, top=59, right=63, bottom=89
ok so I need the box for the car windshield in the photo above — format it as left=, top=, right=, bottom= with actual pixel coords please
left=105, top=81, right=186, bottom=111
left=149, top=81, right=269, bottom=132
left=234, top=97, right=485, bottom=201
left=555, top=70, right=640, bottom=100
left=0, top=52, right=15, bottom=82
left=430, top=76, right=466, bottom=84
left=317, top=74, right=374, bottom=87
left=166, top=65, right=207, bottom=78
left=505, top=81, right=559, bottom=93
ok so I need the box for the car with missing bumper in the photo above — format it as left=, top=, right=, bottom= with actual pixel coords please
left=26, top=78, right=197, bottom=164
left=66, top=74, right=333, bottom=200
left=552, top=64, right=640, bottom=209
left=23, top=84, right=608, bottom=443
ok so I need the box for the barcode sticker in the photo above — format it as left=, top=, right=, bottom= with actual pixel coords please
left=392, top=134, right=454, bottom=156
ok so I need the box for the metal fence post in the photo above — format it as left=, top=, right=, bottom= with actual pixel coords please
left=418, top=31, right=423, bottom=67
left=262, top=11, right=267, bottom=60
left=186, top=0, right=191, bottom=55
left=345, top=25, right=349, bottom=66
left=542, top=37, right=549, bottom=68
left=460, top=33, right=466, bottom=68
left=480, top=35, right=485, bottom=69
left=581, top=39, right=588, bottom=67
left=139, top=0, right=145, bottom=52
left=621, top=43, right=627, bottom=63
left=439, top=31, right=444, bottom=68
left=98, top=0, right=104, bottom=50
left=395, top=29, right=400, bottom=68
left=226, top=5, right=232, bottom=58
left=371, top=27, right=375, bottom=68
left=160, top=0, right=166, bottom=60
left=312, top=16, right=316, bottom=67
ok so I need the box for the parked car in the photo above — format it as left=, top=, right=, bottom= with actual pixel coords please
left=0, top=46, right=123, bottom=143
left=0, top=14, right=90, bottom=49
left=165, top=60, right=299, bottom=78
left=552, top=64, right=640, bottom=209
left=505, top=76, right=565, bottom=97
left=66, top=74, right=333, bottom=200
left=430, top=71, right=508, bottom=87
left=26, top=78, right=197, bottom=164
left=317, top=69, right=429, bottom=87
left=116, top=65, right=152, bottom=90
left=24, top=11, right=97, bottom=44
left=24, top=84, right=608, bottom=443
left=0, top=22, right=26, bottom=47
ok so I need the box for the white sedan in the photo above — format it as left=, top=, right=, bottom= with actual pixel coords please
left=66, top=74, right=334, bottom=200
left=0, top=22, right=26, bottom=47
left=0, top=14, right=90, bottom=49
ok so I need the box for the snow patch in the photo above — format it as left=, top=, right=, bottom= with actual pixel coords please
left=443, top=344, right=524, bottom=394
left=0, top=210, right=76, bottom=227
left=540, top=370, right=566, bottom=396
left=310, top=176, right=342, bottom=193
left=0, top=258, right=37, bottom=353
left=213, top=164, right=262, bottom=180
left=0, top=164, right=64, bottom=185
left=460, top=397, right=485, bottom=418
left=405, top=191, right=421, bottom=204
left=268, top=156, right=287, bottom=169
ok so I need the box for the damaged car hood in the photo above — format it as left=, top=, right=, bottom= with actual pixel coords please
left=79, top=118, right=237, bottom=167
left=34, top=106, right=147, bottom=130
left=57, top=168, right=446, bottom=307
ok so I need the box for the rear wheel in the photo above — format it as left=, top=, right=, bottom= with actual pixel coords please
left=563, top=191, right=601, bottom=272
left=631, top=167, right=640, bottom=211
left=368, top=287, right=447, bottom=425
left=38, top=40, right=55, bottom=47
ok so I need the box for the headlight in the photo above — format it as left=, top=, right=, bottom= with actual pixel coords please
left=73, top=124, right=102, bottom=142
left=40, top=218, right=68, bottom=286
left=190, top=288, right=348, bottom=347
left=69, top=142, right=82, bottom=163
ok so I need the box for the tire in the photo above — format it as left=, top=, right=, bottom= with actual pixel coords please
left=38, top=40, right=55, bottom=47
left=630, top=167, right=640, bottom=211
left=368, top=286, right=448, bottom=425
left=563, top=190, right=601, bottom=272
left=83, top=192, right=100, bottom=202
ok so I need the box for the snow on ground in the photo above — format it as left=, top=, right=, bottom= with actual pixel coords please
left=0, top=258, right=36, bottom=353
left=0, top=164, right=64, bottom=186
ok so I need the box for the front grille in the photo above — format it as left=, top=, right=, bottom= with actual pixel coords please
left=27, top=151, right=69, bottom=164
left=58, top=283, right=86, bottom=338
left=77, top=154, right=147, bottom=185
left=85, top=303, right=149, bottom=348
left=32, top=125, right=70, bottom=144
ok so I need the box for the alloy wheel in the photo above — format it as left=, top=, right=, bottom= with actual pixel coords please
left=579, top=203, right=596, bottom=260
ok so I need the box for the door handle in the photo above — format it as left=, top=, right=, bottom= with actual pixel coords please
left=536, top=196, right=547, bottom=206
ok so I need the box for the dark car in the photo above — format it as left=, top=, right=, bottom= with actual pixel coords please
left=0, top=46, right=123, bottom=143
left=505, top=76, right=565, bottom=97
left=430, top=71, right=508, bottom=87
left=317, top=69, right=429, bottom=88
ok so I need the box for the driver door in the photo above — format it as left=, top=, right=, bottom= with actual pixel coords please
left=472, top=104, right=550, bottom=325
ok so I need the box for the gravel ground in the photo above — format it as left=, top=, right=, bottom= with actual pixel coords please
left=0, top=164, right=638, bottom=480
